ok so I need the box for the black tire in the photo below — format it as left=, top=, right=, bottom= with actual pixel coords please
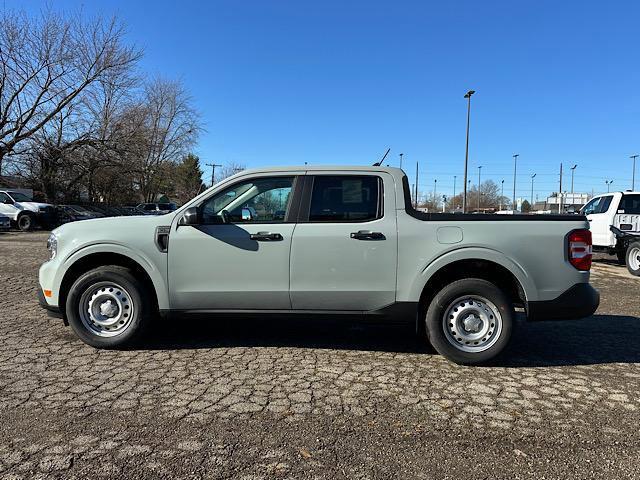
left=65, top=265, right=151, bottom=348
left=425, top=278, right=514, bottom=366
left=626, top=241, right=640, bottom=277
left=17, top=213, right=34, bottom=231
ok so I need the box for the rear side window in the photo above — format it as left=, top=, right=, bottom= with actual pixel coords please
left=582, top=196, right=612, bottom=215
left=599, top=195, right=613, bottom=213
left=620, top=194, right=640, bottom=214
left=309, top=176, right=381, bottom=222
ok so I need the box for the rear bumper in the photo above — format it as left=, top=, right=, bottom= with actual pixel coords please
left=527, top=283, right=599, bottom=321
left=37, top=288, right=63, bottom=319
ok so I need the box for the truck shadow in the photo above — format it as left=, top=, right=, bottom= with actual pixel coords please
left=143, top=314, right=640, bottom=367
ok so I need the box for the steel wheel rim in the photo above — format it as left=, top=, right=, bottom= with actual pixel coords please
left=442, top=295, right=503, bottom=353
left=78, top=282, right=135, bottom=337
left=629, top=247, right=640, bottom=271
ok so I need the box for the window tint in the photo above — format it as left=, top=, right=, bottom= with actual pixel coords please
left=582, top=196, right=612, bottom=215
left=0, top=193, right=11, bottom=204
left=309, top=176, right=380, bottom=222
left=620, top=194, right=640, bottom=214
left=201, top=177, right=294, bottom=224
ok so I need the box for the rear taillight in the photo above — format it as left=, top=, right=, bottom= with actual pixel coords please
left=568, top=229, right=592, bottom=271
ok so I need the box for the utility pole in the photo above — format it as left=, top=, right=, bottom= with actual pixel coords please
left=631, top=155, right=638, bottom=191
left=512, top=154, right=519, bottom=212
left=570, top=164, right=577, bottom=194
left=500, top=179, right=505, bottom=211
left=477, top=165, right=482, bottom=212
left=206, top=163, right=223, bottom=186
left=399, top=153, right=403, bottom=170
left=530, top=174, right=536, bottom=210
left=463, top=90, right=475, bottom=213
left=605, top=179, right=613, bottom=192
left=559, top=163, right=563, bottom=214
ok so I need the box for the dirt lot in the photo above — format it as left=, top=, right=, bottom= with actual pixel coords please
left=1, top=231, right=639, bottom=479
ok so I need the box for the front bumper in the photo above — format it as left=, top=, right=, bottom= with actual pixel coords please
left=37, top=288, right=63, bottom=319
left=527, top=283, right=600, bottom=321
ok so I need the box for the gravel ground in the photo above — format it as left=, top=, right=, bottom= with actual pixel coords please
left=1, top=231, right=639, bottom=479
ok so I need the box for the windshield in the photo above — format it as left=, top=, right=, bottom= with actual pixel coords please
left=8, top=192, right=32, bottom=202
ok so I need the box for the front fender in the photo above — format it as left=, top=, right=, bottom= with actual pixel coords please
left=406, top=246, right=537, bottom=303
left=51, top=242, right=169, bottom=310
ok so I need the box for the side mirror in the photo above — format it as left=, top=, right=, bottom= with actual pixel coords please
left=178, top=207, right=199, bottom=226
left=241, top=208, right=253, bottom=221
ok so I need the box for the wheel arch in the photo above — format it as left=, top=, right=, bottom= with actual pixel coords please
left=58, top=251, right=162, bottom=318
left=412, top=249, right=532, bottom=334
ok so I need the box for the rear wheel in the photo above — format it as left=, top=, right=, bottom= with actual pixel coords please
left=425, top=278, right=514, bottom=365
left=17, top=213, right=34, bottom=231
left=66, top=266, right=151, bottom=348
left=626, top=242, right=640, bottom=276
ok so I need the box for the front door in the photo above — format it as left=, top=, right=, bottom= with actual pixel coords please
left=289, top=173, right=398, bottom=311
left=584, top=195, right=614, bottom=246
left=168, top=174, right=300, bottom=310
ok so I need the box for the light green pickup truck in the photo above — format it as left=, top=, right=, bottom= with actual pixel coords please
left=38, top=166, right=599, bottom=365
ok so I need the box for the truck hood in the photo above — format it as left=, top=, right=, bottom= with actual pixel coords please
left=15, top=201, right=53, bottom=212
left=53, top=213, right=172, bottom=237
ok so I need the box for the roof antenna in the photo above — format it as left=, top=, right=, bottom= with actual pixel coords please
left=373, top=148, right=390, bottom=166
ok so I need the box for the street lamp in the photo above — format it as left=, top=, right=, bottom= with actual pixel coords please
left=500, top=179, right=505, bottom=211
left=631, top=155, right=638, bottom=191
left=605, top=179, right=613, bottom=192
left=512, top=154, right=519, bottom=212
left=463, top=90, right=475, bottom=213
left=399, top=153, right=403, bottom=170
left=530, top=174, right=536, bottom=210
left=434, top=178, right=437, bottom=200
left=453, top=175, right=457, bottom=210
left=477, top=165, right=483, bottom=211
left=570, top=164, right=577, bottom=194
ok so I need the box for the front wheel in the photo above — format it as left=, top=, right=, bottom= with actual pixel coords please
left=425, top=278, right=514, bottom=365
left=66, top=266, right=151, bottom=348
left=626, top=242, right=640, bottom=277
left=17, top=213, right=34, bottom=231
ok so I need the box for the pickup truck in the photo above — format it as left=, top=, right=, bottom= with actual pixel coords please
left=581, top=191, right=640, bottom=276
left=0, top=190, right=56, bottom=231
left=38, top=166, right=600, bottom=365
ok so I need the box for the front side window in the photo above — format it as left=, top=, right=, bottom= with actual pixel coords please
left=7, top=192, right=30, bottom=202
left=200, top=177, right=294, bottom=224
left=620, top=194, right=640, bottom=214
left=582, top=196, right=611, bottom=215
left=0, top=193, right=12, bottom=204
left=309, top=175, right=381, bottom=222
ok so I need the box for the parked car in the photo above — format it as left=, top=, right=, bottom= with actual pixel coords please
left=38, top=166, right=599, bottom=365
left=581, top=191, right=640, bottom=275
left=56, top=205, right=105, bottom=224
left=136, top=202, right=177, bottom=215
left=0, top=213, right=10, bottom=232
left=0, top=190, right=56, bottom=230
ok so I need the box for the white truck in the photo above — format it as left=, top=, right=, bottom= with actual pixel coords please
left=581, top=191, right=640, bottom=275
left=0, top=190, right=56, bottom=231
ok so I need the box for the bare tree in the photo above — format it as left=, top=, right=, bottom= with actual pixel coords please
left=133, top=78, right=200, bottom=201
left=0, top=9, right=141, bottom=175
left=217, top=161, right=246, bottom=182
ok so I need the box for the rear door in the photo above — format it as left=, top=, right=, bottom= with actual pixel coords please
left=289, top=172, right=398, bottom=311
left=584, top=194, right=614, bottom=246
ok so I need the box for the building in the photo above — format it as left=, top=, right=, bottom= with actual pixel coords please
left=533, top=193, right=589, bottom=214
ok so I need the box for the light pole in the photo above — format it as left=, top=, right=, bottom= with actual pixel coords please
left=530, top=174, right=536, bottom=210
left=631, top=155, right=638, bottom=191
left=605, top=179, right=613, bottom=193
left=477, top=165, right=482, bottom=211
left=570, top=164, right=577, bottom=194
left=512, top=154, right=519, bottom=212
left=463, top=90, right=475, bottom=213
left=453, top=175, right=457, bottom=210
left=500, top=179, right=505, bottom=211
left=399, top=153, right=403, bottom=170
left=434, top=178, right=437, bottom=200
left=206, top=163, right=223, bottom=186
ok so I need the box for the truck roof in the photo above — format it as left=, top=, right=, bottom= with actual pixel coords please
left=236, top=165, right=406, bottom=175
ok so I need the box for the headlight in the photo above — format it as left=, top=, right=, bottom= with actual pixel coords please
left=46, top=233, right=57, bottom=260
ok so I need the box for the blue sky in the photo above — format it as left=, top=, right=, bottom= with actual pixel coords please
left=10, top=0, right=640, bottom=200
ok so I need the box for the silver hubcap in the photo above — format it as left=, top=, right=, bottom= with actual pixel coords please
left=443, top=295, right=503, bottom=353
left=79, top=282, right=135, bottom=337
left=629, top=247, right=640, bottom=271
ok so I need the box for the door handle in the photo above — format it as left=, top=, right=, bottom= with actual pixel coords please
left=250, top=231, right=283, bottom=241
left=350, top=230, right=385, bottom=240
